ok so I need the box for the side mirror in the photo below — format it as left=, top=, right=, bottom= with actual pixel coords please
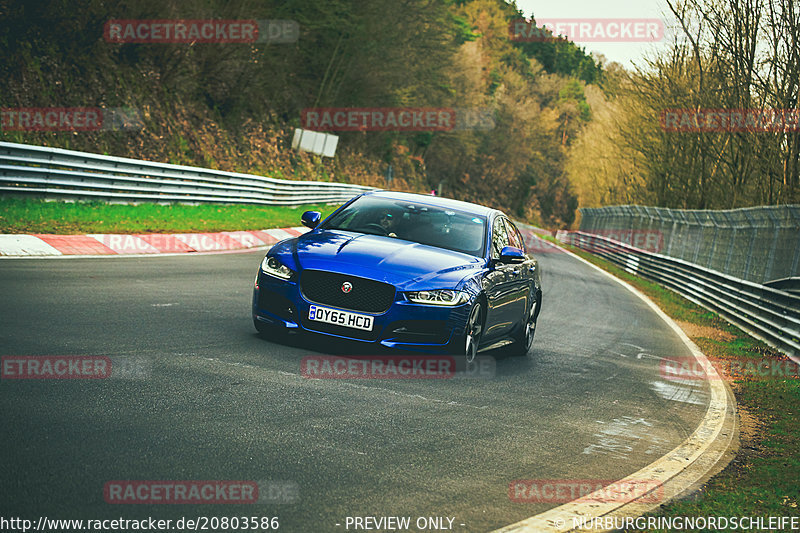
left=499, top=246, right=525, bottom=264
left=301, top=211, right=321, bottom=229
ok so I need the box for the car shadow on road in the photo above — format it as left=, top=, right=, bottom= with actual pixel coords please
left=253, top=328, right=546, bottom=380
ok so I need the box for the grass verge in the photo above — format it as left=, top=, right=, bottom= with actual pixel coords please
left=558, top=243, right=800, bottom=531
left=0, top=197, right=340, bottom=234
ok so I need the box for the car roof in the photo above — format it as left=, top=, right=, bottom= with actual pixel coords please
left=362, top=190, right=499, bottom=217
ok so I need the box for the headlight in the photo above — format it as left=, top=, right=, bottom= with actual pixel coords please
left=261, top=255, right=295, bottom=280
left=405, top=289, right=469, bottom=306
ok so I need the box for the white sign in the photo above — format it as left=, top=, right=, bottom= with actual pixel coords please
left=292, top=128, right=338, bottom=157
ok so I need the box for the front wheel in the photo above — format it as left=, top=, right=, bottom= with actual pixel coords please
left=510, top=294, right=538, bottom=357
left=254, top=317, right=285, bottom=340
left=462, top=301, right=484, bottom=363
left=254, top=317, right=270, bottom=336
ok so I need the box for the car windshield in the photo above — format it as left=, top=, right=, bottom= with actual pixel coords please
left=319, top=196, right=487, bottom=257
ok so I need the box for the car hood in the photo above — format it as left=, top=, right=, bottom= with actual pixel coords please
left=284, top=230, right=484, bottom=290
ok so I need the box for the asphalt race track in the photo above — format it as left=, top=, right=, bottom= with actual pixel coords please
left=0, top=247, right=710, bottom=532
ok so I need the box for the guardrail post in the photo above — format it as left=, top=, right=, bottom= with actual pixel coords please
left=691, top=212, right=704, bottom=265
left=707, top=212, right=720, bottom=270
left=722, top=212, right=736, bottom=274
left=792, top=207, right=800, bottom=276
left=663, top=209, right=674, bottom=255
left=764, top=209, right=780, bottom=283
left=742, top=210, right=757, bottom=282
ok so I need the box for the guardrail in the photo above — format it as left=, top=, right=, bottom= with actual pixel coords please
left=0, top=141, right=376, bottom=205
left=558, top=230, right=800, bottom=361
left=579, top=204, right=800, bottom=284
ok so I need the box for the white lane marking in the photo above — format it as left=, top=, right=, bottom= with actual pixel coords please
left=329, top=379, right=490, bottom=410
left=649, top=379, right=707, bottom=406
left=0, top=235, right=62, bottom=256
left=201, top=357, right=488, bottom=410
left=582, top=416, right=666, bottom=460
left=609, top=342, right=654, bottom=360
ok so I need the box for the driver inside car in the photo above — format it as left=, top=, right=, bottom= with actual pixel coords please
left=379, top=213, right=399, bottom=238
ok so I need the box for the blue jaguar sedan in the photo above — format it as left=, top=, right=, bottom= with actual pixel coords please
left=252, top=191, right=542, bottom=360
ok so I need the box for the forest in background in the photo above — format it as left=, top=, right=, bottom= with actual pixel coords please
left=1, top=0, right=796, bottom=228
left=569, top=0, right=800, bottom=210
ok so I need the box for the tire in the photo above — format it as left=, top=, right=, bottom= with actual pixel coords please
left=510, top=293, right=539, bottom=357
left=461, top=301, right=484, bottom=363
left=253, top=318, right=272, bottom=339
left=253, top=318, right=289, bottom=343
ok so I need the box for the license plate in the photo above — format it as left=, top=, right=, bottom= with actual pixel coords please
left=309, top=305, right=374, bottom=331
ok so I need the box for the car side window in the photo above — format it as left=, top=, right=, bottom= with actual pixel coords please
left=504, top=219, right=525, bottom=252
left=491, top=217, right=510, bottom=259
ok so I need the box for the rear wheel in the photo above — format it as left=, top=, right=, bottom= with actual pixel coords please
left=510, top=293, right=538, bottom=357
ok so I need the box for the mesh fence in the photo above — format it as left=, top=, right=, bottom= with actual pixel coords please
left=579, top=205, right=800, bottom=284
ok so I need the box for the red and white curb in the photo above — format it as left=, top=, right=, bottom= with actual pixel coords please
left=0, top=227, right=309, bottom=257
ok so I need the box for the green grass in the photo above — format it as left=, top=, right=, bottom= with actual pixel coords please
left=558, top=242, right=800, bottom=531
left=0, top=197, right=340, bottom=234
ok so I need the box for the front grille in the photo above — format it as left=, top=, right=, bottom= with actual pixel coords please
left=300, top=270, right=396, bottom=313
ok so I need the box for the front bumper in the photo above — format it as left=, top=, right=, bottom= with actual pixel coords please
left=252, top=271, right=470, bottom=353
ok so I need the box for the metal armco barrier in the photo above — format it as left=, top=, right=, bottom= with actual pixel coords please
left=0, top=141, right=375, bottom=205
left=559, top=230, right=800, bottom=361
